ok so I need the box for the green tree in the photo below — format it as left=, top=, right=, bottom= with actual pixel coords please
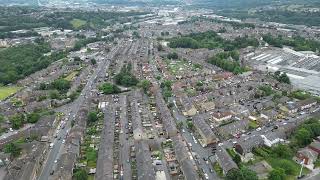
left=87, top=111, right=98, bottom=123
left=295, top=128, right=312, bottom=147
left=138, top=80, right=151, bottom=92
left=268, top=168, right=285, bottom=180
left=99, top=83, right=120, bottom=94
left=233, top=154, right=242, bottom=165
left=51, top=78, right=71, bottom=92
left=10, top=113, right=25, bottom=129
left=90, top=58, right=97, bottom=65
left=73, top=168, right=88, bottom=180
left=27, top=112, right=40, bottom=123
left=4, top=143, right=21, bottom=158
left=226, top=167, right=258, bottom=180
left=277, top=159, right=296, bottom=175
left=272, top=144, right=293, bottom=159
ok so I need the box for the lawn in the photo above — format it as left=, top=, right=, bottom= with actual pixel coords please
left=266, top=157, right=309, bottom=180
left=64, top=71, right=78, bottom=81
left=0, top=86, right=21, bottom=100
left=70, top=19, right=87, bottom=29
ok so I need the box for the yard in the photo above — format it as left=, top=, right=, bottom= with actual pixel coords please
left=0, top=86, right=21, bottom=100
left=252, top=146, right=310, bottom=180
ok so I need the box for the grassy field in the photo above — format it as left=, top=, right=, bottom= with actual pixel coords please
left=70, top=19, right=87, bottom=29
left=0, top=86, right=21, bottom=100
left=64, top=71, right=78, bottom=81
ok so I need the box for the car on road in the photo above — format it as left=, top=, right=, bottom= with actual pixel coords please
left=62, top=139, right=65, bottom=144
left=50, top=170, right=54, bottom=175
left=204, top=173, right=209, bottom=179
left=54, top=159, right=58, bottom=163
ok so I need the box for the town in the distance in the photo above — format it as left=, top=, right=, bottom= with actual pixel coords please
left=0, top=0, right=320, bottom=180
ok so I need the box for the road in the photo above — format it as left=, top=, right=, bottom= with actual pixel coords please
left=118, top=94, right=132, bottom=180
left=171, top=106, right=219, bottom=180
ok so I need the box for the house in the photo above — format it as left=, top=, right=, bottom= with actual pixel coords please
left=230, top=104, right=249, bottom=117
left=193, top=115, right=218, bottom=146
left=216, top=146, right=238, bottom=175
left=295, top=148, right=318, bottom=166
left=198, top=101, right=215, bottom=112
left=308, top=139, right=320, bottom=154
left=280, top=102, right=298, bottom=114
left=180, top=96, right=197, bottom=117
left=173, top=137, right=200, bottom=180
left=212, top=111, right=233, bottom=122
left=260, top=109, right=278, bottom=120
left=249, top=161, right=272, bottom=179
left=234, top=135, right=264, bottom=155
left=298, top=98, right=317, bottom=111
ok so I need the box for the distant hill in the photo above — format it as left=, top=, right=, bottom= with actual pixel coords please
left=192, top=0, right=320, bottom=9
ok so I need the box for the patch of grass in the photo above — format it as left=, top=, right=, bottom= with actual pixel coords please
left=86, top=147, right=97, bottom=168
left=213, top=162, right=224, bottom=177
left=64, top=71, right=78, bottom=81
left=0, top=86, right=21, bottom=100
left=248, top=121, right=258, bottom=130
left=226, top=148, right=237, bottom=158
left=70, top=19, right=87, bottom=29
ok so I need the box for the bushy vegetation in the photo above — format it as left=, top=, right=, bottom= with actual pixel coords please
left=273, top=71, right=290, bottom=84
left=40, top=78, right=71, bottom=94
left=114, top=64, right=139, bottom=87
left=169, top=31, right=259, bottom=51
left=99, top=83, right=121, bottom=94
left=137, top=80, right=151, bottom=93
left=87, top=111, right=99, bottom=124
left=263, top=34, right=320, bottom=52
left=160, top=80, right=173, bottom=100
left=207, top=51, right=246, bottom=74
left=226, top=167, right=258, bottom=180
left=3, top=142, right=21, bottom=158
left=167, top=52, right=179, bottom=59
left=0, top=30, right=39, bottom=39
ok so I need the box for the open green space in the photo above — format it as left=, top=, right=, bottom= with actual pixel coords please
left=0, top=86, right=21, bottom=100
left=70, top=19, right=87, bottom=29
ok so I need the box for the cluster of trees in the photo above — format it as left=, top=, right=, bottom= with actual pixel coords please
left=255, top=85, right=274, bottom=98
left=114, top=64, right=139, bottom=87
left=273, top=71, right=290, bottom=84
left=40, top=78, right=71, bottom=94
left=169, top=31, right=259, bottom=51
left=99, top=83, right=121, bottom=94
left=10, top=112, right=41, bottom=129
left=207, top=51, right=246, bottom=74
left=0, top=42, right=67, bottom=85
left=226, top=167, right=258, bottom=180
left=293, top=118, right=320, bottom=147
left=0, top=31, right=39, bottom=39
left=137, top=80, right=151, bottom=93
left=71, top=37, right=101, bottom=51
left=263, top=34, right=320, bottom=52
left=160, top=80, right=173, bottom=100
left=3, top=142, right=21, bottom=158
